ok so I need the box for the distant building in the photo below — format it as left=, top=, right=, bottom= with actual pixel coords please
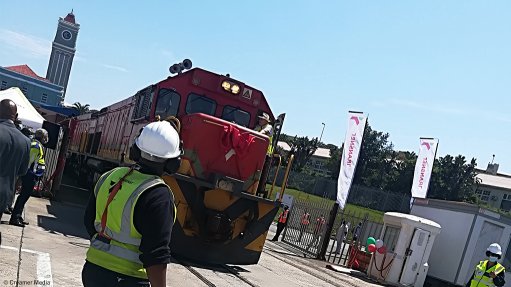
left=306, top=147, right=331, bottom=177
left=46, top=11, right=79, bottom=98
left=0, top=65, right=64, bottom=106
left=1, top=11, right=79, bottom=107
left=474, top=163, right=511, bottom=211
left=277, top=141, right=332, bottom=177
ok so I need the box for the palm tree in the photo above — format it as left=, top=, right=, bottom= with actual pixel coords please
left=73, top=102, right=90, bottom=115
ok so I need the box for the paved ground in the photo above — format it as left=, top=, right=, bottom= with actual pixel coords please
left=0, top=190, right=385, bottom=287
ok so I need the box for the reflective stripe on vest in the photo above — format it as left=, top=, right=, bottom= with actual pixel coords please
left=29, top=140, right=45, bottom=175
left=90, top=235, right=142, bottom=264
left=87, top=167, right=171, bottom=279
left=471, top=260, right=505, bottom=287
left=93, top=176, right=164, bottom=245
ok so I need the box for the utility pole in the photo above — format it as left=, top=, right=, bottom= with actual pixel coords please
left=319, top=122, right=325, bottom=143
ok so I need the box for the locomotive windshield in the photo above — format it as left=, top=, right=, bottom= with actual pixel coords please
left=155, top=88, right=180, bottom=118
left=185, top=93, right=216, bottom=115
left=221, top=106, right=250, bottom=127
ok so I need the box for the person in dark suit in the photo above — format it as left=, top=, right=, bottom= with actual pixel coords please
left=0, top=99, right=31, bottom=243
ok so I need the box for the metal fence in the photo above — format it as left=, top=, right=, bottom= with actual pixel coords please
left=324, top=207, right=385, bottom=267
left=348, top=185, right=411, bottom=214
left=281, top=199, right=334, bottom=258
left=280, top=196, right=398, bottom=269
left=268, top=168, right=411, bottom=213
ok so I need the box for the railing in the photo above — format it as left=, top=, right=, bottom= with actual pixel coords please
left=281, top=198, right=385, bottom=268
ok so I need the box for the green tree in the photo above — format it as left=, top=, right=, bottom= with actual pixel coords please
left=427, top=155, right=479, bottom=202
left=386, top=151, right=417, bottom=194
left=288, top=136, right=318, bottom=172
left=325, top=144, right=342, bottom=179
left=73, top=102, right=90, bottom=115
left=352, top=122, right=394, bottom=189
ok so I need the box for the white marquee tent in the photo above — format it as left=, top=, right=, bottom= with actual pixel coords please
left=0, top=87, right=45, bottom=129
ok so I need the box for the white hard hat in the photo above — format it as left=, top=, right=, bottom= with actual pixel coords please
left=487, top=243, right=502, bottom=255
left=135, top=121, right=181, bottom=161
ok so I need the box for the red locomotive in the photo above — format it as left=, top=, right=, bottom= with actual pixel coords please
left=67, top=60, right=286, bottom=264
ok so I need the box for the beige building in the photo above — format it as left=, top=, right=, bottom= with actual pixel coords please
left=277, top=141, right=332, bottom=177
left=474, top=164, right=511, bottom=211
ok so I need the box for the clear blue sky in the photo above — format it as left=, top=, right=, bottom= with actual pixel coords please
left=1, top=1, right=510, bottom=172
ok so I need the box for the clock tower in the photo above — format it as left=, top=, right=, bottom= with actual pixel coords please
left=46, top=11, right=79, bottom=99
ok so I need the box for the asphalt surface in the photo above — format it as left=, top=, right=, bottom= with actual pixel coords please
left=0, top=191, right=384, bottom=287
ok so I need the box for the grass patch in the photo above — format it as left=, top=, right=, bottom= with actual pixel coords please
left=267, top=184, right=384, bottom=222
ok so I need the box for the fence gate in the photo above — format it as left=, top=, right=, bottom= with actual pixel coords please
left=281, top=199, right=334, bottom=258
left=325, top=208, right=385, bottom=268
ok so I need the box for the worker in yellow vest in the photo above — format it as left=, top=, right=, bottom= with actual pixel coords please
left=254, top=112, right=274, bottom=155
left=82, top=120, right=181, bottom=287
left=10, top=128, right=47, bottom=227
left=466, top=243, right=506, bottom=287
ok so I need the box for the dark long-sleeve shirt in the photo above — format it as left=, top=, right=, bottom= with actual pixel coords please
left=0, top=120, right=30, bottom=211
left=84, top=182, right=175, bottom=269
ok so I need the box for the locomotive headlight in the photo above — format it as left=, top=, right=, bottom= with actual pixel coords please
left=231, top=84, right=240, bottom=94
left=222, top=81, right=231, bottom=91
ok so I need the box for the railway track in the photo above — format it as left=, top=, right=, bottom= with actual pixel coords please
left=175, top=258, right=260, bottom=287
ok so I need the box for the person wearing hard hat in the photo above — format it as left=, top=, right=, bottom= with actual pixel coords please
left=466, top=243, right=506, bottom=287
left=9, top=128, right=48, bottom=227
left=82, top=119, right=181, bottom=287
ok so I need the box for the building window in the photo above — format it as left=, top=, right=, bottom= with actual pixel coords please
left=501, top=193, right=511, bottom=211
left=475, top=189, right=491, bottom=202
left=41, top=94, right=48, bottom=103
left=382, top=226, right=400, bottom=252
left=1, top=81, right=6, bottom=90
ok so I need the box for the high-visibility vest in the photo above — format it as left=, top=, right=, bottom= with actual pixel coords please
left=470, top=260, right=505, bottom=287
left=301, top=213, right=310, bottom=225
left=29, top=140, right=45, bottom=177
left=278, top=210, right=289, bottom=224
left=255, top=124, right=273, bottom=155
left=85, top=167, right=176, bottom=279
left=267, top=134, right=273, bottom=155
left=314, top=218, right=326, bottom=233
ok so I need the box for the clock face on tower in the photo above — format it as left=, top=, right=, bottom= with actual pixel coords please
left=62, top=30, right=72, bottom=41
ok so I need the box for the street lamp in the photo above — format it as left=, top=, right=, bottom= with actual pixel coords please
left=319, top=122, right=325, bottom=143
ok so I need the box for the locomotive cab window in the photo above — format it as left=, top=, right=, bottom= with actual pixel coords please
left=185, top=93, right=216, bottom=115
left=222, top=106, right=250, bottom=127
left=155, top=88, right=180, bottom=119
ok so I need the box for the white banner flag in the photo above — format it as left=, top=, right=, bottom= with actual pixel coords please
left=411, top=138, right=439, bottom=199
left=337, top=112, right=367, bottom=209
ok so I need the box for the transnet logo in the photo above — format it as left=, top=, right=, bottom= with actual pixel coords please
left=418, top=141, right=435, bottom=189
left=350, top=116, right=364, bottom=125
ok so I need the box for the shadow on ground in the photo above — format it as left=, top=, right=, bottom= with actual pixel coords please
left=171, top=257, right=251, bottom=275
left=36, top=174, right=92, bottom=239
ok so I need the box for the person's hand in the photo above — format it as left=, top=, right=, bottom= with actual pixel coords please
left=489, top=271, right=497, bottom=278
